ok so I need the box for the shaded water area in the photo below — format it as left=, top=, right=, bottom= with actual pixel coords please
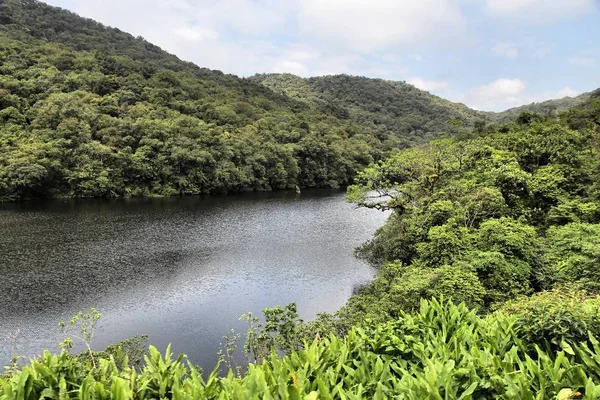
left=0, top=189, right=388, bottom=369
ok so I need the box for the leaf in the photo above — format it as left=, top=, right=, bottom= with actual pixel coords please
left=560, top=340, right=575, bottom=356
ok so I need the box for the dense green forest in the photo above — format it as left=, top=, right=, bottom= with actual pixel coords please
left=325, top=95, right=600, bottom=331
left=251, top=73, right=485, bottom=143
left=491, top=91, right=595, bottom=124
left=251, top=74, right=594, bottom=138
left=0, top=0, right=393, bottom=200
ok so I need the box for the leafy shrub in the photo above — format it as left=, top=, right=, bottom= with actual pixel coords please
left=5, top=299, right=600, bottom=399
left=499, top=289, right=600, bottom=353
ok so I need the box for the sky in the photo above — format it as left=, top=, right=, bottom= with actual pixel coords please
left=45, top=0, right=600, bottom=111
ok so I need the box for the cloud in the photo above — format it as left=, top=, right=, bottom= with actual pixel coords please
left=407, top=78, right=449, bottom=92
left=469, top=78, right=526, bottom=110
left=268, top=45, right=321, bottom=76
left=43, top=0, right=599, bottom=103
left=297, top=0, right=468, bottom=52
left=492, top=43, right=518, bottom=58
left=172, top=26, right=218, bottom=42
left=568, top=56, right=596, bottom=66
left=485, top=0, right=596, bottom=22
left=554, top=87, right=579, bottom=98
left=459, top=81, right=582, bottom=111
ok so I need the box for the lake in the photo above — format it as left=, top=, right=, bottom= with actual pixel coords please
left=0, top=189, right=388, bottom=369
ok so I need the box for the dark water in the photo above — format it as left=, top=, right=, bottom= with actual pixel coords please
left=0, top=189, right=388, bottom=368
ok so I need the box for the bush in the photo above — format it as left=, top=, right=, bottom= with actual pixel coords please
left=3, top=299, right=600, bottom=399
left=498, top=289, right=600, bottom=353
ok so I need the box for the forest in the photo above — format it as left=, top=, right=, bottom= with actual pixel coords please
left=0, top=0, right=488, bottom=202
left=0, top=0, right=385, bottom=200
left=3, top=0, right=600, bottom=398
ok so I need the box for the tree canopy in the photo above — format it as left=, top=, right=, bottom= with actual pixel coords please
left=338, top=99, right=600, bottom=324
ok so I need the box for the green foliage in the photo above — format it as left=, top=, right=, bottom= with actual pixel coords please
left=546, top=223, right=600, bottom=293
left=499, top=289, right=600, bottom=354
left=492, top=95, right=592, bottom=124
left=252, top=74, right=487, bottom=148
left=0, top=0, right=596, bottom=202
left=344, top=99, right=600, bottom=317
left=4, top=299, right=600, bottom=399
left=336, top=263, right=485, bottom=330
left=241, top=303, right=311, bottom=364
left=0, top=1, right=390, bottom=201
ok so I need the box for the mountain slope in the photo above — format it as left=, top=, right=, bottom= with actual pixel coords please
left=251, top=73, right=487, bottom=144
left=253, top=73, right=599, bottom=132
left=0, top=0, right=394, bottom=200
left=490, top=91, right=594, bottom=123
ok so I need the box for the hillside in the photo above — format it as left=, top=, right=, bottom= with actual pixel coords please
left=251, top=73, right=487, bottom=144
left=0, top=0, right=598, bottom=202
left=491, top=91, right=594, bottom=123
left=252, top=73, right=599, bottom=133
left=0, top=0, right=393, bottom=200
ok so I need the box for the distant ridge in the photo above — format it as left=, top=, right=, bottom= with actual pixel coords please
left=250, top=73, right=487, bottom=143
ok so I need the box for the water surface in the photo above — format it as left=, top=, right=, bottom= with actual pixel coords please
left=0, top=189, right=388, bottom=368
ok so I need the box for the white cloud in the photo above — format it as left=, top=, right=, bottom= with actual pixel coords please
left=469, top=78, right=526, bottom=110
left=268, top=45, right=321, bottom=76
left=271, top=60, right=309, bottom=76
left=568, top=56, right=596, bottom=66
left=492, top=43, right=518, bottom=58
left=205, top=0, right=292, bottom=36
left=407, top=78, right=449, bottom=92
left=554, top=87, right=579, bottom=98
left=172, top=26, right=218, bottom=42
left=42, top=0, right=598, bottom=100
left=459, top=81, right=582, bottom=111
left=298, top=0, right=468, bottom=52
left=44, top=0, right=297, bottom=76
left=486, top=0, right=596, bottom=22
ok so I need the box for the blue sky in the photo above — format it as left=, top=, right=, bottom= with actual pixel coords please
left=46, top=0, right=600, bottom=111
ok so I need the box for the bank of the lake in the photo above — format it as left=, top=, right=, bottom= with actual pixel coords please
left=0, top=189, right=388, bottom=368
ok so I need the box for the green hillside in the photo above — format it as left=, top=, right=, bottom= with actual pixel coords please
left=0, top=0, right=393, bottom=201
left=252, top=73, right=599, bottom=138
left=251, top=73, right=487, bottom=145
left=490, top=91, right=595, bottom=123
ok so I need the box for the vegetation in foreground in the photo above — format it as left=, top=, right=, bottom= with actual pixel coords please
left=4, top=298, right=600, bottom=399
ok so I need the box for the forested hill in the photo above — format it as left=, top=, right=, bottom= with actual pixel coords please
left=252, top=73, right=598, bottom=134
left=0, top=0, right=399, bottom=201
left=251, top=73, right=487, bottom=142
left=491, top=90, right=595, bottom=123
left=0, top=0, right=596, bottom=202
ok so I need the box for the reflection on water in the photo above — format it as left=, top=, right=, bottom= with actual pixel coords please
left=0, top=189, right=388, bottom=368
